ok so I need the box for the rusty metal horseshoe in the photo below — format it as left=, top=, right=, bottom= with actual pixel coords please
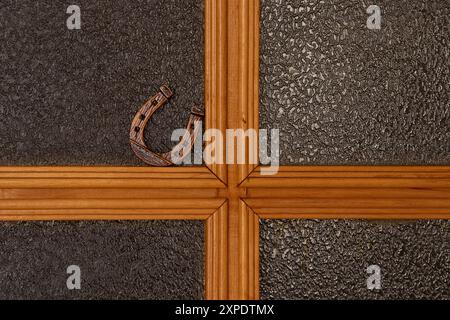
left=129, top=85, right=204, bottom=166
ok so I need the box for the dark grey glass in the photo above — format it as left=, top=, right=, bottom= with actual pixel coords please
left=260, top=0, right=450, bottom=165
left=260, top=219, right=450, bottom=300
left=0, top=220, right=204, bottom=299
left=0, top=0, right=204, bottom=165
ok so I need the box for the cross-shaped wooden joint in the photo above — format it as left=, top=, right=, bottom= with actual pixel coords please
left=1, top=0, right=449, bottom=301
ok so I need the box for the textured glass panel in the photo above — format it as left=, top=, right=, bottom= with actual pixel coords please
left=260, top=0, right=450, bottom=164
left=0, top=221, right=204, bottom=300
left=260, top=220, right=450, bottom=300
left=0, top=0, right=204, bottom=165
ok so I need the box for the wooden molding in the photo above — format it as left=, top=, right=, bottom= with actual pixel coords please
left=0, top=199, right=225, bottom=221
left=222, top=0, right=261, bottom=301
left=243, top=166, right=450, bottom=219
left=205, top=199, right=259, bottom=300
left=237, top=200, right=259, bottom=300
left=0, top=167, right=226, bottom=220
left=0, top=167, right=223, bottom=189
left=205, top=0, right=260, bottom=185
left=228, top=0, right=260, bottom=185
left=205, top=201, right=228, bottom=299
left=205, top=0, right=228, bottom=184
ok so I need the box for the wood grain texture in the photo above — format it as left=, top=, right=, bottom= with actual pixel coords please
left=0, top=213, right=213, bottom=221
left=205, top=0, right=228, bottom=184
left=0, top=199, right=225, bottom=221
left=200, top=0, right=264, bottom=300
left=0, top=188, right=221, bottom=200
left=238, top=200, right=259, bottom=300
left=234, top=0, right=260, bottom=183
left=205, top=202, right=228, bottom=299
left=0, top=167, right=223, bottom=189
left=0, top=167, right=226, bottom=220
left=244, top=166, right=450, bottom=219
left=243, top=166, right=450, bottom=188
left=225, top=0, right=261, bottom=300
left=205, top=0, right=259, bottom=185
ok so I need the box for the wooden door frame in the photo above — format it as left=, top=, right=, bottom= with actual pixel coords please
left=1, top=0, right=449, bottom=300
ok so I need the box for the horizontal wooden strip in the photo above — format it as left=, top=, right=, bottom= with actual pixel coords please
left=0, top=188, right=221, bottom=200
left=0, top=199, right=225, bottom=210
left=257, top=210, right=450, bottom=220
left=0, top=178, right=223, bottom=189
left=248, top=172, right=450, bottom=179
left=0, top=166, right=225, bottom=189
left=0, top=213, right=211, bottom=221
left=0, top=167, right=210, bottom=173
left=252, top=166, right=450, bottom=173
left=246, top=198, right=450, bottom=209
left=0, top=208, right=213, bottom=215
left=243, top=178, right=450, bottom=188
left=260, top=212, right=450, bottom=221
left=0, top=172, right=215, bottom=179
left=247, top=188, right=450, bottom=199
left=245, top=167, right=450, bottom=222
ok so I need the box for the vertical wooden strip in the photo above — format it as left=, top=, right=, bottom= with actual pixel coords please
left=219, top=201, right=228, bottom=298
left=212, top=0, right=219, bottom=178
left=217, top=0, right=228, bottom=183
left=227, top=0, right=240, bottom=299
left=247, top=204, right=255, bottom=299
left=227, top=0, right=261, bottom=300
left=205, top=0, right=213, bottom=154
left=226, top=0, right=260, bottom=184
left=206, top=0, right=228, bottom=183
left=227, top=192, right=240, bottom=299
left=239, top=200, right=249, bottom=299
left=247, top=204, right=260, bottom=300
left=235, top=200, right=260, bottom=299
left=239, top=0, right=249, bottom=183
left=205, top=208, right=215, bottom=297
left=205, top=202, right=228, bottom=299
left=253, top=211, right=260, bottom=299
left=247, top=0, right=255, bottom=178
left=252, top=0, right=260, bottom=174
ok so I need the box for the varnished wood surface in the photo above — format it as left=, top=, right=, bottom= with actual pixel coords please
left=0, top=167, right=223, bottom=189
left=224, top=0, right=261, bottom=300
left=244, top=166, right=450, bottom=219
left=205, top=0, right=228, bottom=184
left=205, top=202, right=228, bottom=299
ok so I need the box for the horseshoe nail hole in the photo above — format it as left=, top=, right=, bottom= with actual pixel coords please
left=134, top=127, right=140, bottom=133
left=139, top=114, right=146, bottom=120
left=153, top=100, right=158, bottom=105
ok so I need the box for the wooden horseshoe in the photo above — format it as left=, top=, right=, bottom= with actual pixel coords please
left=129, top=85, right=204, bottom=166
